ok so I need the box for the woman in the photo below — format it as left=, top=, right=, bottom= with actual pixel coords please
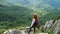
left=28, top=13, right=38, bottom=34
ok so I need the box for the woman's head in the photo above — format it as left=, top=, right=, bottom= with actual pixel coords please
left=33, top=13, right=38, bottom=19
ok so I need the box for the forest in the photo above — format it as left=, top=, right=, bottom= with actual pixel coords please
left=0, top=4, right=60, bottom=34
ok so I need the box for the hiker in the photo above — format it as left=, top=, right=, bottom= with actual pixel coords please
left=28, top=13, right=38, bottom=34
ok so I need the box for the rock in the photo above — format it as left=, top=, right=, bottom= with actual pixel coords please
left=25, top=27, right=34, bottom=34
left=25, top=27, right=30, bottom=32
left=20, top=30, right=25, bottom=34
left=43, top=20, right=54, bottom=31
left=54, top=19, right=60, bottom=34
left=38, top=33, right=48, bottom=34
left=3, top=30, right=13, bottom=34
left=3, top=30, right=25, bottom=34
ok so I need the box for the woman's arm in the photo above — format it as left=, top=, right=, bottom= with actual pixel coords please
left=30, top=18, right=35, bottom=27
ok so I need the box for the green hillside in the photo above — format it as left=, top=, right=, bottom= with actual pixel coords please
left=0, top=4, right=60, bottom=34
left=0, top=4, right=60, bottom=29
left=0, top=4, right=34, bottom=29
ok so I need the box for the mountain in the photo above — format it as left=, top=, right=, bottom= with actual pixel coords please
left=0, top=4, right=60, bottom=29
left=0, top=0, right=60, bottom=9
left=0, top=0, right=60, bottom=28
left=0, top=4, right=32, bottom=28
left=0, top=0, right=60, bottom=34
left=0, top=4, right=47, bottom=29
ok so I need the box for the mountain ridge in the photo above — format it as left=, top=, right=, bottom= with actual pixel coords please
left=0, top=0, right=60, bottom=9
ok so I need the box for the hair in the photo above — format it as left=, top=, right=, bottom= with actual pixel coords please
left=32, top=13, right=38, bottom=20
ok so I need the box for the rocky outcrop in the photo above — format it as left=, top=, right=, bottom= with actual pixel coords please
left=3, top=30, right=25, bottom=34
left=42, top=19, right=60, bottom=34
left=43, top=19, right=54, bottom=31
left=54, top=19, right=60, bottom=34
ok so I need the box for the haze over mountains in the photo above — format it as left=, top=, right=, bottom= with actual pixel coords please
left=0, top=0, right=60, bottom=9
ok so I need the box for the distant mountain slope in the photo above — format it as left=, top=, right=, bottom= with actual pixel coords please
left=0, top=4, right=46, bottom=28
left=0, top=4, right=60, bottom=29
left=0, top=4, right=34, bottom=28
